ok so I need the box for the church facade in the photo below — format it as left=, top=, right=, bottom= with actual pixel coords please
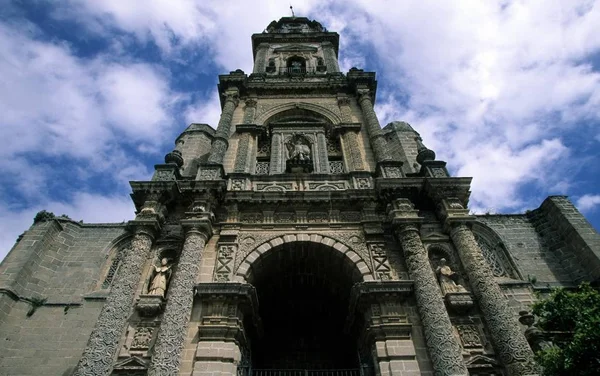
left=1, top=17, right=599, bottom=376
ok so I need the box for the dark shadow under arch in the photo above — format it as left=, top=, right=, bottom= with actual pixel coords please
left=246, top=241, right=363, bottom=369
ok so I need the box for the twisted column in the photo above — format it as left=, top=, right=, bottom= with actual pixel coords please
left=450, top=224, right=537, bottom=376
left=207, top=90, right=239, bottom=165
left=357, top=90, right=391, bottom=162
left=322, top=41, right=340, bottom=72
left=74, top=226, right=156, bottom=376
left=148, top=223, right=210, bottom=375
left=253, top=43, right=269, bottom=73
left=395, top=224, right=468, bottom=376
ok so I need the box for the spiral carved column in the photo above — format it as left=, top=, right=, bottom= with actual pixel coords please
left=206, top=90, right=239, bottom=165
left=74, top=226, right=157, bottom=376
left=450, top=224, right=537, bottom=376
left=395, top=224, right=468, bottom=376
left=148, top=222, right=210, bottom=375
left=357, top=90, right=390, bottom=163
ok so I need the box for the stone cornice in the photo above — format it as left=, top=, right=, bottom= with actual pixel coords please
left=251, top=32, right=340, bottom=58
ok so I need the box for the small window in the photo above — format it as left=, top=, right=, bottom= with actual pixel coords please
left=285, top=56, right=306, bottom=74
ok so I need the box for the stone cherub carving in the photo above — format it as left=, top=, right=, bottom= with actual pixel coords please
left=436, top=258, right=467, bottom=295
left=285, top=137, right=311, bottom=161
left=147, top=258, right=172, bottom=297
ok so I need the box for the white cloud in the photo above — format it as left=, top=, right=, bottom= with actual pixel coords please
left=184, top=91, right=221, bottom=128
left=576, top=194, right=600, bottom=212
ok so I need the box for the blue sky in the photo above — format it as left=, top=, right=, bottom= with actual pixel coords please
left=1, top=0, right=599, bottom=260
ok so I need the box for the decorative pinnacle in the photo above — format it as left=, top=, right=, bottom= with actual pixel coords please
left=290, top=5, right=295, bottom=17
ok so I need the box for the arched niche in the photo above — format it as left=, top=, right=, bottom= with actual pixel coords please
left=256, top=102, right=342, bottom=126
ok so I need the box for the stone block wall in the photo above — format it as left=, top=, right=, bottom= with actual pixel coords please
left=476, top=196, right=600, bottom=285
left=0, top=219, right=127, bottom=375
left=382, top=122, right=420, bottom=175
left=527, top=196, right=600, bottom=282
left=176, top=123, right=215, bottom=177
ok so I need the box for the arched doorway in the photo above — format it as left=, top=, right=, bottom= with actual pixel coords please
left=243, top=240, right=365, bottom=371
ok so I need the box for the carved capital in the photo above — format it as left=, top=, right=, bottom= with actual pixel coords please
left=244, top=98, right=257, bottom=108
left=223, top=89, right=240, bottom=106
left=337, top=97, right=351, bottom=107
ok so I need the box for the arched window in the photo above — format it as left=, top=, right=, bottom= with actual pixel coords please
left=255, top=131, right=271, bottom=175
left=286, top=56, right=306, bottom=74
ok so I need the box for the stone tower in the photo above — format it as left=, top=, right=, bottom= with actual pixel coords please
left=1, top=16, right=599, bottom=376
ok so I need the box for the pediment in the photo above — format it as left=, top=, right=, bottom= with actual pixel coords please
left=421, top=232, right=449, bottom=241
left=112, top=356, right=148, bottom=371
left=466, top=354, right=497, bottom=368
left=273, top=44, right=318, bottom=54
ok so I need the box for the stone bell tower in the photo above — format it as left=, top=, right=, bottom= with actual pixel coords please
left=4, top=13, right=599, bottom=376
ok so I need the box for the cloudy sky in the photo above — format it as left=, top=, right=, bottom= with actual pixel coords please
left=1, top=0, right=599, bottom=260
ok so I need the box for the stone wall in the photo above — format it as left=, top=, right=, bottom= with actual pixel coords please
left=0, top=219, right=127, bottom=375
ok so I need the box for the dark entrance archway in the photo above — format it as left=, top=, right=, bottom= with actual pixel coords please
left=246, top=241, right=364, bottom=370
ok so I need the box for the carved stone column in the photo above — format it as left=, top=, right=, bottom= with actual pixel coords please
left=148, top=217, right=212, bottom=375
left=253, top=43, right=269, bottom=73
left=450, top=224, right=537, bottom=376
left=357, top=89, right=391, bottom=163
left=389, top=199, right=468, bottom=376
left=74, top=224, right=158, bottom=376
left=322, top=41, right=339, bottom=72
left=206, top=89, right=239, bottom=165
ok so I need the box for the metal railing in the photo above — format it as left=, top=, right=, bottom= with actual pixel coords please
left=238, top=369, right=360, bottom=376
left=278, top=67, right=317, bottom=75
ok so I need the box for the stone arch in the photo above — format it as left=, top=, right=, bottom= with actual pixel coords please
left=97, top=233, right=133, bottom=291
left=426, top=243, right=459, bottom=267
left=234, top=234, right=373, bottom=282
left=472, top=222, right=522, bottom=279
left=256, top=102, right=343, bottom=125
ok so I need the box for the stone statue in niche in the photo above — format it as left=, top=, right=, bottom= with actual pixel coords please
left=147, top=258, right=172, bottom=297
left=436, top=258, right=467, bottom=295
left=285, top=136, right=311, bottom=162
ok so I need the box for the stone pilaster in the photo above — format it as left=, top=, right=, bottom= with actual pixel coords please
left=74, top=224, right=158, bottom=376
left=253, top=43, right=269, bottom=73
left=357, top=89, right=391, bottom=163
left=234, top=132, right=251, bottom=173
left=389, top=199, right=467, bottom=376
left=242, top=99, right=257, bottom=124
left=337, top=97, right=364, bottom=171
left=269, top=132, right=283, bottom=174
left=450, top=224, right=537, bottom=376
left=206, top=89, right=239, bottom=165
left=148, top=219, right=212, bottom=375
left=316, top=130, right=329, bottom=173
